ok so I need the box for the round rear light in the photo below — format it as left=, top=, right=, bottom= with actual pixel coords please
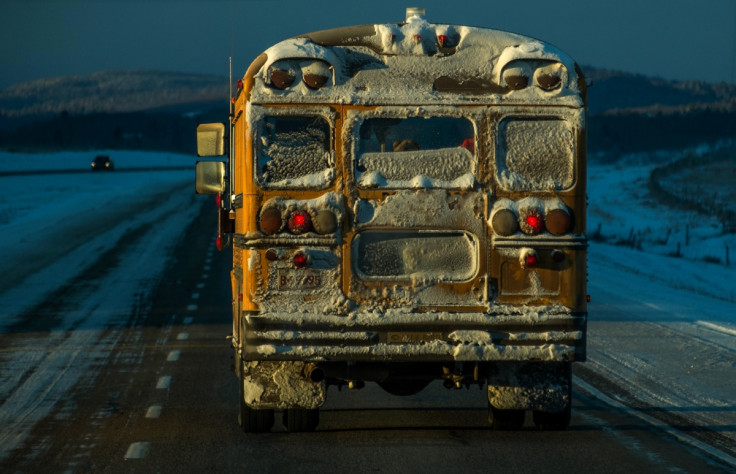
left=293, top=251, right=309, bottom=268
left=520, top=248, right=538, bottom=269
left=491, top=209, right=518, bottom=236
left=259, top=207, right=283, bottom=234
left=502, top=63, right=531, bottom=90
left=520, top=208, right=544, bottom=234
left=269, top=66, right=296, bottom=90
left=551, top=250, right=566, bottom=263
left=534, top=63, right=566, bottom=91
left=288, top=210, right=312, bottom=234
left=546, top=208, right=572, bottom=235
left=312, top=209, right=337, bottom=234
left=302, top=61, right=331, bottom=89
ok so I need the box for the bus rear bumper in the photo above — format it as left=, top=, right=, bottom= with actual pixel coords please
left=241, top=308, right=586, bottom=363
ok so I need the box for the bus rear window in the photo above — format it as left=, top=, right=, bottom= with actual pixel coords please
left=496, top=118, right=574, bottom=191
left=356, top=117, right=476, bottom=189
left=257, top=115, right=333, bottom=188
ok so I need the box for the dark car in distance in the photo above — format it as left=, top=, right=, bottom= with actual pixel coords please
left=91, top=155, right=114, bottom=171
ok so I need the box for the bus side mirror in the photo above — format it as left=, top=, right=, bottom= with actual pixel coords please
left=195, top=161, right=226, bottom=194
left=197, top=123, right=226, bottom=157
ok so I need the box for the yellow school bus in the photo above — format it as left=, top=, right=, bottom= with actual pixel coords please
left=196, top=7, right=587, bottom=432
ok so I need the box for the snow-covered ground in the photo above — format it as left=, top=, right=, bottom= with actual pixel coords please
left=0, top=148, right=734, bottom=462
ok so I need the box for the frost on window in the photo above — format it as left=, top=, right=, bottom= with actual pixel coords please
left=257, top=115, right=332, bottom=188
left=496, top=118, right=574, bottom=191
left=356, top=117, right=476, bottom=189
left=354, top=230, right=477, bottom=281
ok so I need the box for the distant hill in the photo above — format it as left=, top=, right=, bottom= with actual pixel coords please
left=583, top=67, right=735, bottom=157
left=0, top=69, right=229, bottom=122
left=0, top=67, right=733, bottom=155
left=584, top=67, right=736, bottom=115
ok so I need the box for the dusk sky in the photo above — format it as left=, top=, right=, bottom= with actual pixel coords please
left=1, top=0, right=735, bottom=89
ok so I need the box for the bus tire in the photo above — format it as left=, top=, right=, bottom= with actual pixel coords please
left=238, top=403, right=275, bottom=433
left=283, top=408, right=319, bottom=432
left=532, top=403, right=571, bottom=430
left=489, top=405, right=525, bottom=430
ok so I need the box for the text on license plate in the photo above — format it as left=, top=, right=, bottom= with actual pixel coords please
left=277, top=270, right=324, bottom=290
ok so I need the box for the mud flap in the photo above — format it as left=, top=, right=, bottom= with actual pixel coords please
left=241, top=361, right=327, bottom=410
left=487, top=362, right=571, bottom=412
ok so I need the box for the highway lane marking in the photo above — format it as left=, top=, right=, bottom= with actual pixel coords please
left=575, top=376, right=736, bottom=469
left=124, top=441, right=149, bottom=460
left=183, top=317, right=193, bottom=324
left=192, top=292, right=200, bottom=299
left=177, top=332, right=189, bottom=341
left=156, top=376, right=172, bottom=390
left=167, top=350, right=181, bottom=362
left=186, top=304, right=198, bottom=311
left=145, top=405, right=162, bottom=419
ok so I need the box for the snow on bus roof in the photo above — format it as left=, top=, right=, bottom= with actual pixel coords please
left=251, top=14, right=582, bottom=106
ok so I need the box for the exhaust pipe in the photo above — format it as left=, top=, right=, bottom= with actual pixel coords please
left=303, top=363, right=325, bottom=383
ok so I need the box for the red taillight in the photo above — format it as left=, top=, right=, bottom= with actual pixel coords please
left=526, top=214, right=542, bottom=232
left=438, top=34, right=448, bottom=47
left=520, top=248, right=538, bottom=269
left=546, top=208, right=572, bottom=235
left=259, top=207, right=283, bottom=234
left=216, top=233, right=224, bottom=251
left=293, top=251, right=309, bottom=268
left=288, top=210, right=312, bottom=234
left=521, top=209, right=544, bottom=234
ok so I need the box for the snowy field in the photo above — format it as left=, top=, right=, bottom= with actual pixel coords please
left=0, top=150, right=200, bottom=327
left=0, top=148, right=734, bottom=463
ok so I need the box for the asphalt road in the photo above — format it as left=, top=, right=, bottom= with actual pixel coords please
left=0, top=202, right=732, bottom=473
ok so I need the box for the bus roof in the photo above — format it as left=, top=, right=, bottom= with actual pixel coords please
left=243, top=10, right=585, bottom=107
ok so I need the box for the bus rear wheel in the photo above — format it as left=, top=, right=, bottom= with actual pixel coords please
left=532, top=403, right=571, bottom=430
left=488, top=405, right=525, bottom=430
left=283, top=408, right=319, bottom=432
left=239, top=403, right=275, bottom=433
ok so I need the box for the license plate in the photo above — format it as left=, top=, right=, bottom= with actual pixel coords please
left=277, top=270, right=324, bottom=290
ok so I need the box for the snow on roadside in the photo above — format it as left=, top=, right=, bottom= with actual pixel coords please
left=0, top=150, right=199, bottom=328
left=0, top=150, right=207, bottom=461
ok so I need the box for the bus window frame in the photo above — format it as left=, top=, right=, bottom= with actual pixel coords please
left=250, top=105, right=338, bottom=191
left=492, top=109, right=582, bottom=193
left=345, top=107, right=482, bottom=191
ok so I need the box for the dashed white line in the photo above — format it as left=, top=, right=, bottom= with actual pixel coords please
left=145, top=405, right=162, bottom=419
left=177, top=332, right=189, bottom=341
left=183, top=316, right=193, bottom=325
left=186, top=304, right=198, bottom=311
left=191, top=292, right=200, bottom=300
left=156, top=376, right=172, bottom=390
left=167, top=350, right=181, bottom=362
left=124, top=441, right=149, bottom=460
